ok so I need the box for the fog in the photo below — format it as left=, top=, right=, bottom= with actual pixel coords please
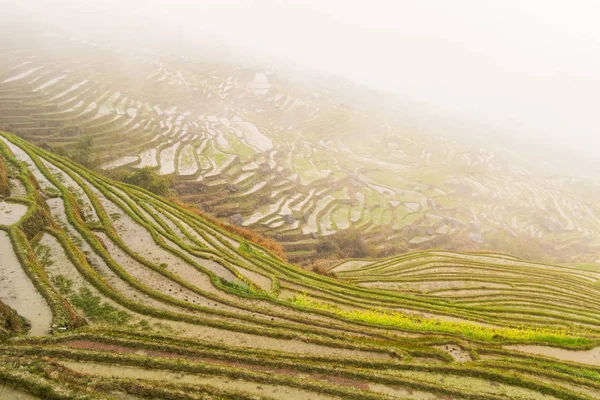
left=3, top=0, right=600, bottom=163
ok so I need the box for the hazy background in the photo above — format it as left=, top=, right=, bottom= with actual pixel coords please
left=3, top=0, right=600, bottom=164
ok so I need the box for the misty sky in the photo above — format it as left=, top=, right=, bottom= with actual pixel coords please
left=5, top=0, right=600, bottom=159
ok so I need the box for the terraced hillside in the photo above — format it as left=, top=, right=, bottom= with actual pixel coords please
left=1, top=130, right=600, bottom=399
left=1, top=28, right=600, bottom=265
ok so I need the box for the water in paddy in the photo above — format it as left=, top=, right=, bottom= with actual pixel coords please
left=0, top=231, right=53, bottom=335
left=0, top=385, right=40, bottom=399
left=0, top=201, right=28, bottom=225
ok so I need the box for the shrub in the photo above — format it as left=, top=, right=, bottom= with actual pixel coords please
left=316, top=228, right=375, bottom=259
left=69, top=135, right=96, bottom=167
left=121, top=167, right=173, bottom=196
left=311, top=261, right=338, bottom=278
left=70, top=287, right=131, bottom=325
left=50, top=275, right=73, bottom=296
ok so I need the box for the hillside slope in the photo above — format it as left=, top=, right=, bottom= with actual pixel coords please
left=1, top=131, right=600, bottom=399
left=1, top=29, right=599, bottom=264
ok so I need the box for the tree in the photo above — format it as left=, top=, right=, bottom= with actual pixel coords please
left=316, top=228, right=375, bottom=259
left=71, top=135, right=95, bottom=167
left=122, top=167, right=172, bottom=196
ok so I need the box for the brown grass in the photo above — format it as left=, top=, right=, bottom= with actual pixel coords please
left=170, top=198, right=287, bottom=260
left=0, top=156, right=10, bottom=197
left=310, top=260, right=339, bottom=278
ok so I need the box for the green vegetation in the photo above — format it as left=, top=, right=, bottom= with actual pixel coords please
left=0, top=29, right=598, bottom=400
left=50, top=275, right=73, bottom=296
left=316, top=228, right=376, bottom=259
left=575, top=262, right=600, bottom=272
left=289, top=292, right=590, bottom=346
left=120, top=167, right=173, bottom=196
left=0, top=130, right=598, bottom=399
left=70, top=287, right=131, bottom=325
left=70, top=135, right=96, bottom=168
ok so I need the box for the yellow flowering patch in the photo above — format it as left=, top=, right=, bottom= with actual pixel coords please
left=288, top=293, right=589, bottom=346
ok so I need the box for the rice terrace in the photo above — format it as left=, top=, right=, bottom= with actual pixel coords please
left=2, top=2, right=600, bottom=399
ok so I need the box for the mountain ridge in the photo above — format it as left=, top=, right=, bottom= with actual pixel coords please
left=0, top=30, right=598, bottom=265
